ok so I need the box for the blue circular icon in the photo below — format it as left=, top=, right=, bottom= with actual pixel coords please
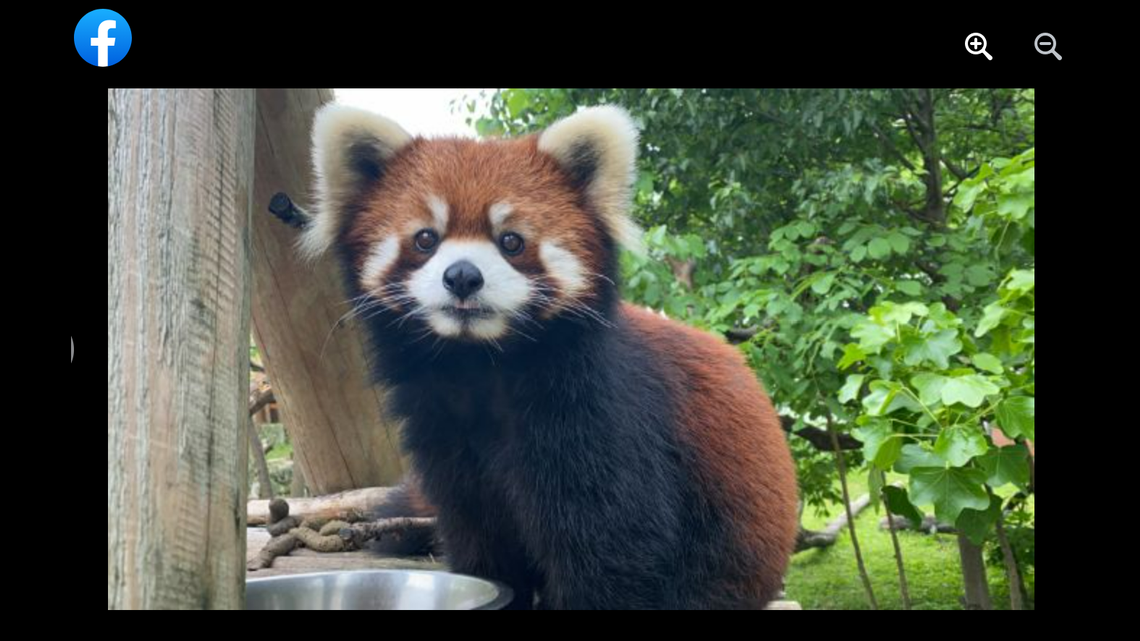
left=75, top=10, right=131, bottom=67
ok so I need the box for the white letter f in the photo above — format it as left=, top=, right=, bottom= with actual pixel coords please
left=91, top=20, right=116, bottom=67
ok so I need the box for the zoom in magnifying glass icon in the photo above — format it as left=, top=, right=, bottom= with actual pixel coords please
left=965, top=33, right=992, bottom=60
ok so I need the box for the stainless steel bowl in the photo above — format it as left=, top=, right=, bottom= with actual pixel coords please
left=246, top=570, right=513, bottom=610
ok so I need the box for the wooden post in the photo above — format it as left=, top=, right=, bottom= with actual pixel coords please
left=108, top=89, right=254, bottom=609
left=251, top=89, right=405, bottom=494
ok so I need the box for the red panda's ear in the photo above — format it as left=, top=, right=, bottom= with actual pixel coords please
left=300, top=105, right=413, bottom=260
left=538, top=106, right=644, bottom=254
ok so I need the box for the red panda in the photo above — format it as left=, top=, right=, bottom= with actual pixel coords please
left=301, top=103, right=799, bottom=609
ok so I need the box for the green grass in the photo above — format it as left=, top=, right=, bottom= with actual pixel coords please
left=265, top=441, right=293, bottom=461
left=255, top=423, right=292, bottom=461
left=785, top=470, right=1035, bottom=610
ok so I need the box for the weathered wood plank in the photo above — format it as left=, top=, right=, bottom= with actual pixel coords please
left=108, top=89, right=254, bottom=609
left=251, top=88, right=405, bottom=494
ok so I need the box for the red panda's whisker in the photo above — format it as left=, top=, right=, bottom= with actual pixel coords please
left=528, top=286, right=615, bottom=329
left=342, top=284, right=404, bottom=308
left=581, top=270, right=616, bottom=287
left=502, top=323, right=538, bottom=343
left=320, top=295, right=394, bottom=362
left=388, top=300, right=433, bottom=330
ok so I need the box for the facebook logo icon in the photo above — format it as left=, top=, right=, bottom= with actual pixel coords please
left=75, top=10, right=131, bottom=67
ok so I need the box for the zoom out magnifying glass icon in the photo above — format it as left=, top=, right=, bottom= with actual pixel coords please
left=965, top=33, right=992, bottom=60
left=1035, top=33, right=1061, bottom=60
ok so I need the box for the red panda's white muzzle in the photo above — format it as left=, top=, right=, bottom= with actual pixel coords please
left=407, top=239, right=533, bottom=341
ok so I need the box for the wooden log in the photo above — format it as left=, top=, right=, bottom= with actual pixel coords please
left=250, top=88, right=405, bottom=494
left=108, top=88, right=254, bottom=609
left=247, top=486, right=400, bottom=526
left=794, top=493, right=871, bottom=552
left=880, top=513, right=956, bottom=533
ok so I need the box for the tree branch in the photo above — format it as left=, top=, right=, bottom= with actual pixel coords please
left=868, top=121, right=918, bottom=173
left=725, top=327, right=759, bottom=344
left=780, top=415, right=862, bottom=451
left=941, top=156, right=974, bottom=183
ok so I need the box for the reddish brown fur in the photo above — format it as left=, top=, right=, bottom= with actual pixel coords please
left=622, top=303, right=799, bottom=605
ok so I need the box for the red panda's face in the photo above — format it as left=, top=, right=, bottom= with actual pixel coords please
left=302, top=105, right=642, bottom=344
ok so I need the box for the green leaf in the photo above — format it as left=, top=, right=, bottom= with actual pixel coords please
left=975, top=302, right=1008, bottom=337
left=965, top=264, right=994, bottom=287
left=861, top=384, right=892, bottom=416
left=998, top=193, right=1034, bottom=220
left=971, top=353, right=1004, bottom=374
left=1006, top=269, right=1035, bottom=294
left=643, top=282, right=661, bottom=305
left=874, top=438, right=903, bottom=472
left=896, top=280, right=923, bottom=296
left=634, top=171, right=655, bottom=200
left=850, top=244, right=867, bottom=263
left=868, top=237, right=891, bottom=259
left=934, top=425, right=989, bottom=467
left=887, top=231, right=910, bottom=254
left=875, top=301, right=929, bottom=325
left=882, top=485, right=924, bottom=529
left=956, top=493, right=1001, bottom=545
left=811, top=272, right=836, bottom=295
left=903, top=329, right=963, bottom=369
left=995, top=396, right=1035, bottom=440
left=910, top=373, right=949, bottom=406
left=687, top=235, right=707, bottom=258
left=909, top=467, right=990, bottom=524
left=977, top=444, right=1030, bottom=489
left=953, top=180, right=985, bottom=212
left=474, top=117, right=504, bottom=137
left=940, top=374, right=1000, bottom=408
left=504, top=89, right=529, bottom=116
left=837, top=343, right=866, bottom=370
left=838, top=374, right=864, bottom=404
left=853, top=421, right=902, bottom=471
left=852, top=321, right=893, bottom=353
left=894, top=444, right=946, bottom=473
left=862, top=381, right=922, bottom=416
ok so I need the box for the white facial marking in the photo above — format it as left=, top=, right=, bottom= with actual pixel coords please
left=360, top=236, right=400, bottom=288
left=427, top=194, right=449, bottom=231
left=427, top=312, right=462, bottom=337
left=467, top=315, right=507, bottom=340
left=488, top=201, right=513, bottom=229
left=408, top=239, right=532, bottom=339
left=539, top=241, right=587, bottom=296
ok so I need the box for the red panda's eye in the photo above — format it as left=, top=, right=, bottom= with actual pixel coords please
left=499, top=232, right=525, bottom=256
left=414, top=229, right=439, bottom=252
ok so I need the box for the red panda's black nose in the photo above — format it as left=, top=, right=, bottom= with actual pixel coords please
left=443, top=260, right=484, bottom=300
